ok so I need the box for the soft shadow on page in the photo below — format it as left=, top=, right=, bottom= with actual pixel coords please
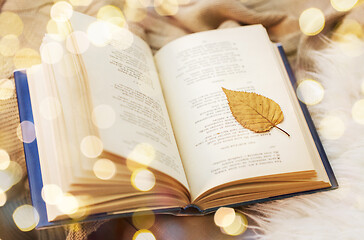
left=69, top=12, right=189, bottom=190
left=155, top=25, right=317, bottom=201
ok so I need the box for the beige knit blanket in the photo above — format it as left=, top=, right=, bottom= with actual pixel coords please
left=1, top=0, right=363, bottom=239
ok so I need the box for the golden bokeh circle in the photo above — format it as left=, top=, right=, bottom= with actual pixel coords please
left=0, top=188, right=6, bottom=207
left=0, top=12, right=24, bottom=37
left=51, top=1, right=73, bottom=23
left=318, top=115, right=346, bottom=140
left=0, top=149, right=10, bottom=170
left=0, top=161, right=23, bottom=192
left=132, top=209, right=155, bottom=229
left=299, top=8, right=325, bottom=36
left=57, top=193, right=79, bottom=215
left=124, top=5, right=147, bottom=22
left=0, top=34, right=20, bottom=57
left=221, top=212, right=248, bottom=236
left=93, top=158, right=116, bottom=180
left=296, top=79, right=324, bottom=105
left=97, top=5, right=126, bottom=28
left=131, top=168, right=156, bottom=192
left=92, top=104, right=116, bottom=129
left=12, top=205, right=40, bottom=232
left=87, top=21, right=113, bottom=47
left=338, top=34, right=364, bottom=57
left=110, top=27, right=134, bottom=50
left=0, top=168, right=13, bottom=191
left=333, top=19, right=363, bottom=42
left=13, top=48, right=41, bottom=69
left=41, top=184, right=63, bottom=205
left=126, top=143, right=156, bottom=171
left=0, top=79, right=15, bottom=101
left=154, top=0, right=179, bottom=16
left=214, top=207, right=236, bottom=227
left=331, top=0, right=358, bottom=12
left=80, top=135, right=103, bottom=158
left=46, top=19, right=72, bottom=41
left=133, top=229, right=156, bottom=240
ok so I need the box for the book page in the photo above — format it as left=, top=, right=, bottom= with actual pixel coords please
left=155, top=25, right=317, bottom=200
left=69, top=12, right=189, bottom=189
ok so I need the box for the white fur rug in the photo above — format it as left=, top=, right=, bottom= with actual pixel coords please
left=243, top=37, right=364, bottom=239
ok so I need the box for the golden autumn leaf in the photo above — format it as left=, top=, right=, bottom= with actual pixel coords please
left=222, top=88, right=290, bottom=136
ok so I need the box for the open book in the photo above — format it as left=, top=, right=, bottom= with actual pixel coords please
left=14, top=12, right=337, bottom=228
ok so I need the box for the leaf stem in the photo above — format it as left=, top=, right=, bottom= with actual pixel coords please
left=275, top=126, right=290, bottom=137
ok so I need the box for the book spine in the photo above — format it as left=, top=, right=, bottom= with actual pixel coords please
left=276, top=44, right=338, bottom=188
left=14, top=70, right=49, bottom=228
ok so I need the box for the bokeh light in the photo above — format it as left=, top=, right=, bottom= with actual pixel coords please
left=214, top=207, right=236, bottom=227
left=123, top=4, right=147, bottom=22
left=41, top=184, right=63, bottom=205
left=333, top=19, right=363, bottom=41
left=221, top=212, right=248, bottom=236
left=40, top=42, right=64, bottom=65
left=67, top=196, right=92, bottom=220
left=0, top=12, right=24, bottom=37
left=0, top=168, right=13, bottom=191
left=296, top=79, right=324, bottom=105
left=93, top=158, right=116, bottom=180
left=352, top=99, right=364, bottom=124
left=0, top=188, right=6, bottom=207
left=17, top=121, right=36, bottom=143
left=332, top=19, right=364, bottom=56
left=57, top=193, right=79, bottom=215
left=299, top=8, right=325, bottom=36
left=5, top=161, right=23, bottom=189
left=80, top=135, right=103, bottom=158
left=40, top=97, right=62, bottom=120
left=338, top=34, right=364, bottom=57
left=110, top=27, right=134, bottom=50
left=0, top=34, right=20, bottom=57
left=133, top=229, right=156, bottom=240
left=331, top=0, right=358, bottom=12
left=132, top=209, right=155, bottom=229
left=51, top=1, right=73, bottom=23
left=66, top=31, right=90, bottom=54
left=318, top=115, right=346, bottom=140
left=0, top=149, right=10, bottom=170
left=13, top=48, right=41, bottom=69
left=131, top=168, right=156, bottom=192
left=127, top=143, right=156, bottom=170
left=69, top=0, right=93, bottom=6
left=97, top=5, right=126, bottom=28
left=12, top=205, right=40, bottom=232
left=46, top=19, right=72, bottom=41
left=87, top=20, right=112, bottom=47
left=91, top=104, right=116, bottom=129
left=154, top=0, right=179, bottom=16
left=0, top=79, right=15, bottom=100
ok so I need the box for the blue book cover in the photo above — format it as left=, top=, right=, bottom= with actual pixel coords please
left=14, top=44, right=338, bottom=228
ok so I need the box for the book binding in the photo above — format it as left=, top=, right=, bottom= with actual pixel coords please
left=14, top=44, right=337, bottom=228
